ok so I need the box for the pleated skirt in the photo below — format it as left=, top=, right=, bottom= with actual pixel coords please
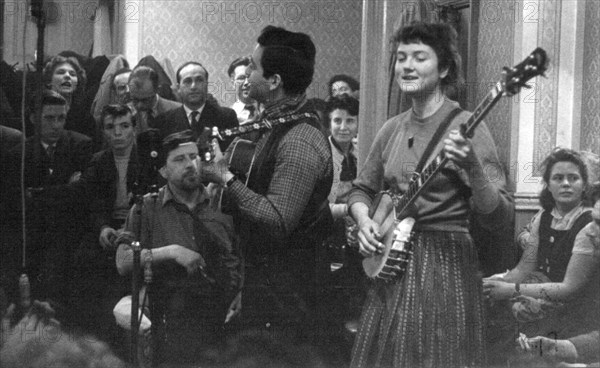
left=350, top=230, right=486, bottom=368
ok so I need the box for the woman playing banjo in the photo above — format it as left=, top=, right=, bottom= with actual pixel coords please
left=348, top=22, right=513, bottom=367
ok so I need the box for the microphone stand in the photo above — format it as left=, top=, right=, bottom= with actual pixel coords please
left=17, top=0, right=46, bottom=316
left=129, top=136, right=161, bottom=367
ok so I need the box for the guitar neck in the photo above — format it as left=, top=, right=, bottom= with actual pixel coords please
left=213, top=112, right=318, bottom=141
left=397, top=82, right=505, bottom=216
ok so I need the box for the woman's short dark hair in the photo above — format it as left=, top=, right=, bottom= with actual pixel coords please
left=100, top=104, right=136, bottom=128
left=391, top=22, right=464, bottom=92
left=324, top=95, right=359, bottom=129
left=42, top=55, right=87, bottom=92
left=327, top=74, right=359, bottom=97
left=539, top=147, right=590, bottom=210
left=257, top=25, right=315, bottom=96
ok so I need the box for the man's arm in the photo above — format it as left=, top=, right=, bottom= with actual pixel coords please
left=226, top=127, right=329, bottom=241
left=115, top=202, right=205, bottom=276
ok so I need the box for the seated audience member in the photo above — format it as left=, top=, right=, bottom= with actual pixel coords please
left=516, top=183, right=600, bottom=366
left=483, top=148, right=598, bottom=361
left=227, top=56, right=259, bottom=124
left=5, top=90, right=92, bottom=306
left=116, top=130, right=242, bottom=365
left=327, top=74, right=359, bottom=100
left=152, top=61, right=238, bottom=152
left=128, top=65, right=181, bottom=133
left=63, top=104, right=138, bottom=340
left=43, top=55, right=97, bottom=144
left=1, top=300, right=126, bottom=368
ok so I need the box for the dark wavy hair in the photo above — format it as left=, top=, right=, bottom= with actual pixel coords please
left=539, top=147, right=590, bottom=211
left=327, top=74, right=359, bottom=97
left=100, top=104, right=136, bottom=128
left=324, top=95, right=359, bottom=130
left=257, top=25, right=316, bottom=96
left=391, top=22, right=464, bottom=93
left=43, top=55, right=87, bottom=94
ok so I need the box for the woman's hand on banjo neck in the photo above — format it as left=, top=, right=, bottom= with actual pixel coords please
left=351, top=202, right=384, bottom=257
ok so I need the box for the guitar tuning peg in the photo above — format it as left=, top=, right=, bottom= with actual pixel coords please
left=522, top=83, right=532, bottom=89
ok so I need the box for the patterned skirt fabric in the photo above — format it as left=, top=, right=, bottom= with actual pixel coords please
left=350, top=230, right=486, bottom=368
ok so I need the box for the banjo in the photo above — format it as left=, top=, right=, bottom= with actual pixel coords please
left=363, top=47, right=548, bottom=282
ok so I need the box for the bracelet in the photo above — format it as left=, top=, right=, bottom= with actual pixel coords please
left=225, top=175, right=238, bottom=188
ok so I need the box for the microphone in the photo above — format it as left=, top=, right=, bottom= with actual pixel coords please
left=135, top=129, right=162, bottom=196
left=136, top=128, right=162, bottom=162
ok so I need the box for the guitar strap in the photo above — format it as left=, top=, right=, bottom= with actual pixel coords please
left=414, top=106, right=463, bottom=173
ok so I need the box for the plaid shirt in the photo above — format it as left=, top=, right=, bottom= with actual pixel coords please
left=227, top=96, right=333, bottom=243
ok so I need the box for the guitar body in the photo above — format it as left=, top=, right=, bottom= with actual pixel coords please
left=227, top=139, right=257, bottom=185
left=363, top=192, right=416, bottom=281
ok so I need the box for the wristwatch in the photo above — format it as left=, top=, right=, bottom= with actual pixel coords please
left=226, top=175, right=238, bottom=188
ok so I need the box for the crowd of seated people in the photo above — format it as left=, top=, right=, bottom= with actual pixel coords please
left=1, top=24, right=599, bottom=368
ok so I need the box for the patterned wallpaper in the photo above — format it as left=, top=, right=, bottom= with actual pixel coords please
left=137, top=0, right=363, bottom=106
left=532, top=0, right=560, bottom=170
left=581, top=0, right=600, bottom=154
left=475, top=0, right=514, bottom=175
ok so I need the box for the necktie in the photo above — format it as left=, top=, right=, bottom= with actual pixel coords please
left=190, top=111, right=200, bottom=126
left=138, top=110, right=150, bottom=133
left=46, top=145, right=55, bottom=161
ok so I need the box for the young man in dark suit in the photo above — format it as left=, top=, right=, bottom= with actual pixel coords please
left=4, top=90, right=92, bottom=306
left=152, top=61, right=238, bottom=151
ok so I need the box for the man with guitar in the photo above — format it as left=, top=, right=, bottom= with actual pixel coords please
left=203, top=26, right=333, bottom=347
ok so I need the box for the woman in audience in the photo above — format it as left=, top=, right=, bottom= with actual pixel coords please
left=515, top=182, right=600, bottom=366
left=43, top=55, right=97, bottom=146
left=322, top=95, right=363, bottom=356
left=348, top=22, right=511, bottom=367
left=484, top=148, right=598, bottom=353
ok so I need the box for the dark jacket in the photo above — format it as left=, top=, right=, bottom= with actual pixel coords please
left=82, top=148, right=140, bottom=234
left=152, top=99, right=238, bottom=152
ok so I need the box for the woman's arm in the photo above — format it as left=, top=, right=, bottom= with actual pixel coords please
left=484, top=226, right=599, bottom=301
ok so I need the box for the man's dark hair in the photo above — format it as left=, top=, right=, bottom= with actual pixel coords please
left=129, top=66, right=159, bottom=90
left=257, top=25, right=316, bottom=95
left=30, top=89, right=67, bottom=114
left=327, top=74, right=360, bottom=97
left=159, top=129, right=197, bottom=166
left=176, top=61, right=209, bottom=84
left=100, top=104, right=136, bottom=128
left=111, top=67, right=132, bottom=88
left=227, top=56, right=251, bottom=78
